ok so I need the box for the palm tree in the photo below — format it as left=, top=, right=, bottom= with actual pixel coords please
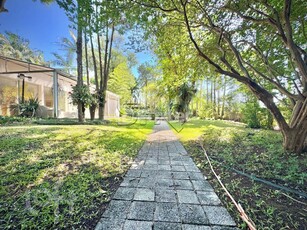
left=52, top=31, right=77, bottom=74
left=0, top=31, right=45, bottom=64
left=175, top=83, right=196, bottom=122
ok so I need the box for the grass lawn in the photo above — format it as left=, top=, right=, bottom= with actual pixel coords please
left=0, top=119, right=154, bottom=229
left=170, top=118, right=307, bottom=229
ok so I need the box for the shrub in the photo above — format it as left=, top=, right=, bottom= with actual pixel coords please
left=69, top=85, right=96, bottom=107
left=19, top=97, right=40, bottom=117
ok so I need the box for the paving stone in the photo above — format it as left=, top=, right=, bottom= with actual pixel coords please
left=155, top=189, right=177, bottom=203
left=155, top=178, right=173, bottom=188
left=203, top=206, right=236, bottom=226
left=188, top=172, right=206, bottom=180
left=192, top=180, right=214, bottom=191
left=154, top=202, right=180, bottom=222
left=143, top=164, right=158, bottom=170
left=102, top=200, right=131, bottom=219
left=140, top=170, right=157, bottom=178
left=196, top=191, right=221, bottom=205
left=174, top=179, right=194, bottom=190
left=179, top=204, right=209, bottom=224
left=211, top=227, right=239, bottom=230
left=181, top=155, right=191, bottom=160
left=171, top=165, right=186, bottom=171
left=156, top=171, right=172, bottom=179
left=138, top=177, right=156, bottom=188
left=134, top=188, right=155, bottom=201
left=158, top=165, right=171, bottom=170
left=170, top=156, right=182, bottom=161
left=146, top=159, right=158, bottom=165
left=154, top=222, right=182, bottom=230
left=182, top=224, right=212, bottom=230
left=123, top=220, right=153, bottom=230
left=177, top=190, right=199, bottom=204
left=125, top=169, right=142, bottom=178
left=173, top=171, right=190, bottom=180
left=169, top=152, right=180, bottom=156
left=185, top=165, right=201, bottom=172
left=113, top=187, right=136, bottom=200
left=128, top=201, right=155, bottom=221
left=120, top=177, right=139, bottom=187
left=95, top=218, right=125, bottom=230
left=171, top=160, right=184, bottom=166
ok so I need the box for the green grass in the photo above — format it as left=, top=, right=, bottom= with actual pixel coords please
left=170, top=118, right=307, bottom=229
left=169, top=118, right=245, bottom=142
left=0, top=120, right=154, bottom=229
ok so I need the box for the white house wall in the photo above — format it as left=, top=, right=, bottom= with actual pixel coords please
left=0, top=73, right=120, bottom=118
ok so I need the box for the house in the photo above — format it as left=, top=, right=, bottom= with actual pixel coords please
left=0, top=56, right=120, bottom=118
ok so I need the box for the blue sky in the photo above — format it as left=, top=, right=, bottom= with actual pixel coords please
left=0, top=0, right=155, bottom=76
left=0, top=0, right=71, bottom=61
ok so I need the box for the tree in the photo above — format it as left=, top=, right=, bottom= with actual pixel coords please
left=0, top=31, right=46, bottom=64
left=137, top=62, right=156, bottom=107
left=52, top=31, right=77, bottom=74
left=135, top=0, right=307, bottom=153
left=175, top=83, right=196, bottom=122
left=108, top=59, right=136, bottom=107
left=85, top=0, right=125, bottom=120
left=56, top=0, right=88, bottom=122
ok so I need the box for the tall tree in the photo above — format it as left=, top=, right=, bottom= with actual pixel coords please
left=89, top=0, right=122, bottom=120
left=134, top=0, right=307, bottom=153
left=56, top=0, right=88, bottom=122
left=137, top=62, right=156, bottom=107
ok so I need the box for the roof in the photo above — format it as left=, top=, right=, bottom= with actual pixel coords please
left=0, top=55, right=77, bottom=81
left=0, top=55, right=119, bottom=97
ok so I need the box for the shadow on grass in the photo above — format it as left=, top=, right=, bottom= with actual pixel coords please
left=0, top=123, right=153, bottom=229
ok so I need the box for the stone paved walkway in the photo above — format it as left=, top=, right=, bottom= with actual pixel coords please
left=95, top=121, right=237, bottom=230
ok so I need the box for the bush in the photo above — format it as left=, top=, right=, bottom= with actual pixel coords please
left=69, top=85, right=96, bottom=107
left=19, top=97, right=40, bottom=117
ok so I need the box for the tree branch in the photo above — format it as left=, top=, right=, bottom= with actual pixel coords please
left=131, top=0, right=180, bottom=12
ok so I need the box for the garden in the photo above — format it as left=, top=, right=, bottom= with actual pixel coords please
left=1, top=0, right=306, bottom=229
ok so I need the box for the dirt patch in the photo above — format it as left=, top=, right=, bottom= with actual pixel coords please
left=79, top=175, right=124, bottom=230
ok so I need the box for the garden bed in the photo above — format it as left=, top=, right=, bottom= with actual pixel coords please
left=171, top=119, right=307, bottom=229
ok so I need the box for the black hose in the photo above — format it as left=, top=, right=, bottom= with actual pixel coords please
left=208, top=155, right=307, bottom=199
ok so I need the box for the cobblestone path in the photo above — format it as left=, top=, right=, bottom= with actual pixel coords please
left=95, top=121, right=237, bottom=230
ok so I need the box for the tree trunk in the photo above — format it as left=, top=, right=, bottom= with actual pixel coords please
left=283, top=126, right=307, bottom=153
left=84, top=29, right=90, bottom=86
left=266, top=110, right=273, bottom=130
left=97, top=32, right=104, bottom=120
left=90, top=104, right=96, bottom=120
left=206, top=78, right=209, bottom=104
left=89, top=21, right=98, bottom=120
left=167, top=95, right=172, bottom=120
left=221, top=77, right=226, bottom=118
left=76, top=6, right=84, bottom=123
left=90, top=31, right=98, bottom=90
left=213, top=78, right=216, bottom=119
left=217, top=80, right=220, bottom=118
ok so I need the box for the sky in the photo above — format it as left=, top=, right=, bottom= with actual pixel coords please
left=0, top=0, right=155, bottom=77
